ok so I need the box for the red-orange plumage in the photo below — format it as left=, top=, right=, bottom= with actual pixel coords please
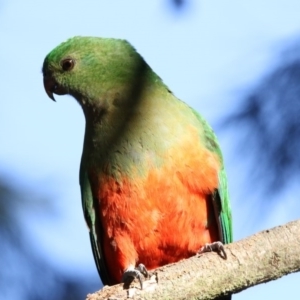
left=90, top=129, right=221, bottom=283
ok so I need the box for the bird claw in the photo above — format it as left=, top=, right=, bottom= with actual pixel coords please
left=122, top=264, right=149, bottom=289
left=199, top=241, right=227, bottom=259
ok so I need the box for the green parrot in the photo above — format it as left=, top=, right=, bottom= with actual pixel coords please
left=42, top=36, right=232, bottom=298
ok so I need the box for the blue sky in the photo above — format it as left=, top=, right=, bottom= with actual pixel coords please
left=1, top=1, right=300, bottom=299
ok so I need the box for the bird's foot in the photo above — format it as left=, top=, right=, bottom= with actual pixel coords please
left=122, top=263, right=149, bottom=289
left=198, top=241, right=227, bottom=259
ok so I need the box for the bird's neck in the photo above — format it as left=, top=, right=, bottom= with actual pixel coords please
left=79, top=68, right=167, bottom=158
left=78, top=66, right=165, bottom=127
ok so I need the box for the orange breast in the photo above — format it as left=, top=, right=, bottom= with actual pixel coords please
left=90, top=129, right=221, bottom=283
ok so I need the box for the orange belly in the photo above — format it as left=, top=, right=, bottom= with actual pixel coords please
left=90, top=140, right=221, bottom=283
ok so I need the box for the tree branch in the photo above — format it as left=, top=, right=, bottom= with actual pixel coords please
left=86, top=219, right=300, bottom=299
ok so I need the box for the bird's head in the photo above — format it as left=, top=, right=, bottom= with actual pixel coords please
left=42, top=36, right=149, bottom=107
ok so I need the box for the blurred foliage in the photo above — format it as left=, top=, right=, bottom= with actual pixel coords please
left=171, top=0, right=186, bottom=8
left=0, top=173, right=99, bottom=300
left=223, top=40, right=300, bottom=194
left=168, top=0, right=190, bottom=10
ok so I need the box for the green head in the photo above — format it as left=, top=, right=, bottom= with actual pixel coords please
left=42, top=36, right=151, bottom=109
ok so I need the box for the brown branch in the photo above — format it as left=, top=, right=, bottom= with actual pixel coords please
left=86, top=219, right=300, bottom=300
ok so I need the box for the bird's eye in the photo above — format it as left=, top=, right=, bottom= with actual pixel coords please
left=61, top=58, right=75, bottom=71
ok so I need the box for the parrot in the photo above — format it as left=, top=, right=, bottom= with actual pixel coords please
left=42, top=36, right=233, bottom=298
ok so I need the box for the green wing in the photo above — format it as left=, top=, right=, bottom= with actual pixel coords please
left=192, top=108, right=233, bottom=244
left=79, top=168, right=111, bottom=285
left=214, top=168, right=233, bottom=244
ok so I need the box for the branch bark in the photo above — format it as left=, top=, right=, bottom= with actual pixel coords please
left=86, top=219, right=300, bottom=300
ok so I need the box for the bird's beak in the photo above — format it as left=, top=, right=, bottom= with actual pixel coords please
left=43, top=76, right=56, bottom=101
